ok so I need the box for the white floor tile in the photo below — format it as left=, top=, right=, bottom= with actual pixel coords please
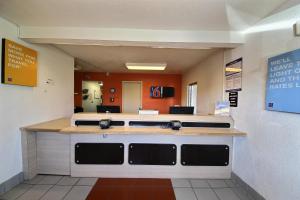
left=38, top=175, right=62, bottom=185
left=24, top=175, right=46, bottom=185
left=63, top=186, right=92, bottom=200
left=207, top=179, right=228, bottom=188
left=76, top=178, right=97, bottom=186
left=17, top=185, right=52, bottom=200
left=171, top=179, right=191, bottom=188
left=37, top=175, right=63, bottom=185
left=194, top=188, right=219, bottom=200
left=224, top=179, right=236, bottom=187
left=40, top=185, right=72, bottom=200
left=1, top=184, right=33, bottom=200
left=214, top=188, right=240, bottom=200
left=57, top=177, right=79, bottom=186
left=174, top=188, right=197, bottom=200
left=232, top=187, right=255, bottom=200
left=190, top=179, right=210, bottom=188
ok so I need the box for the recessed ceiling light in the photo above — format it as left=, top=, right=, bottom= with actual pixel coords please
left=225, top=67, right=242, bottom=72
left=126, top=63, right=167, bottom=71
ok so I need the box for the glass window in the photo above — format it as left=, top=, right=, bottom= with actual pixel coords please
left=187, top=82, right=197, bottom=114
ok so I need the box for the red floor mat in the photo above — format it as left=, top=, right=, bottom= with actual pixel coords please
left=86, top=178, right=176, bottom=200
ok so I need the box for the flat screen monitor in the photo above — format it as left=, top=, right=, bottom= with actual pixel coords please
left=97, top=105, right=121, bottom=113
left=169, top=106, right=194, bottom=115
left=163, top=87, right=175, bottom=98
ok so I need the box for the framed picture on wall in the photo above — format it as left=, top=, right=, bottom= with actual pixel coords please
left=150, top=86, right=163, bottom=98
left=225, top=58, right=242, bottom=92
left=265, top=48, right=300, bottom=113
left=1, top=39, right=38, bottom=87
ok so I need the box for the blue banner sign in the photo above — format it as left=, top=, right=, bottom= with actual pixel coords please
left=266, top=48, right=300, bottom=113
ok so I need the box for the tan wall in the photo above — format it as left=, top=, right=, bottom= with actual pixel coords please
left=182, top=50, right=224, bottom=114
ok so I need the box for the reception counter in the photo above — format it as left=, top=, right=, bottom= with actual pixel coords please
left=21, top=114, right=246, bottom=180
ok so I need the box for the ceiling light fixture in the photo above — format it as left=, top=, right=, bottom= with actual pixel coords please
left=225, top=67, right=242, bottom=72
left=126, top=63, right=167, bottom=71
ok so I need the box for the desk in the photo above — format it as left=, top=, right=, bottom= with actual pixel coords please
left=21, top=114, right=246, bottom=180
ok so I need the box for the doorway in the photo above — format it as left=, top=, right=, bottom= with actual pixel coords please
left=122, top=81, right=142, bottom=113
left=187, top=82, right=197, bottom=114
left=82, top=81, right=103, bottom=112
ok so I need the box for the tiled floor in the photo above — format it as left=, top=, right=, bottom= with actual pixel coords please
left=172, top=179, right=255, bottom=200
left=0, top=175, right=255, bottom=200
left=0, top=175, right=95, bottom=200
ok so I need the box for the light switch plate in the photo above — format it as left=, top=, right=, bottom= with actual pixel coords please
left=293, top=21, right=300, bottom=36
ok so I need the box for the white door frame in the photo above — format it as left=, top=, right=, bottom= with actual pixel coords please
left=122, top=81, right=143, bottom=113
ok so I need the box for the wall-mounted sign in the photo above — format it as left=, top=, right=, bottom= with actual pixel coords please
left=229, top=92, right=238, bottom=107
left=150, top=86, right=175, bottom=98
left=150, top=86, right=163, bottom=98
left=225, top=58, right=242, bottom=92
left=266, top=48, right=300, bottom=113
left=1, top=39, right=37, bottom=87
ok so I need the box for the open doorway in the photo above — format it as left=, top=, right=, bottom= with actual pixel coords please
left=187, top=82, right=197, bottom=114
left=82, top=81, right=103, bottom=112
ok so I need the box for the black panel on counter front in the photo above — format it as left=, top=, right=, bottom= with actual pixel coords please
left=181, top=144, right=229, bottom=166
left=181, top=122, right=230, bottom=128
left=129, top=121, right=170, bottom=127
left=128, top=121, right=230, bottom=128
left=128, top=143, right=176, bottom=165
left=75, top=120, right=125, bottom=126
left=75, top=143, right=124, bottom=164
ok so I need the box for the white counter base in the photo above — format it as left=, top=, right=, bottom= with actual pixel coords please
left=70, top=134, right=232, bottom=179
left=21, top=115, right=245, bottom=180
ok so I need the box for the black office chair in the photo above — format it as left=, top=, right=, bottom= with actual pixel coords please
left=74, top=106, right=84, bottom=113
left=97, top=105, right=121, bottom=113
left=169, top=106, right=194, bottom=114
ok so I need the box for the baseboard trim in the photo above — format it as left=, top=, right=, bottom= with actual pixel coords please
left=0, top=172, right=24, bottom=195
left=231, top=172, right=265, bottom=200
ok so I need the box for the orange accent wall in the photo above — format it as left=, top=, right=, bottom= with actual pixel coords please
left=74, top=72, right=182, bottom=114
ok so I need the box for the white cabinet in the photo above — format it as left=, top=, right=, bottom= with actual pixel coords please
left=36, top=132, right=70, bottom=175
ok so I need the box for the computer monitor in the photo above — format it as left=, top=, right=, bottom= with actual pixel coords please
left=169, top=106, right=194, bottom=114
left=163, top=87, right=175, bottom=98
left=74, top=106, right=84, bottom=113
left=97, top=105, right=121, bottom=113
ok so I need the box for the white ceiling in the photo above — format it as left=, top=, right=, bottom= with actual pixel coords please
left=57, top=44, right=218, bottom=73
left=0, top=0, right=293, bottom=73
left=0, top=0, right=288, bottom=31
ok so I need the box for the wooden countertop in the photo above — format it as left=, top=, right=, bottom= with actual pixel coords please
left=71, top=113, right=234, bottom=124
left=60, top=126, right=246, bottom=136
left=21, top=118, right=70, bottom=132
left=21, top=118, right=246, bottom=136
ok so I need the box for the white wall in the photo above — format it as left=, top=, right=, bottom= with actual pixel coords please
left=0, top=17, right=74, bottom=184
left=225, top=28, right=300, bottom=200
left=182, top=51, right=224, bottom=114
left=182, top=7, right=300, bottom=199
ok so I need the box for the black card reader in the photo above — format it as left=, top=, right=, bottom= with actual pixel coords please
left=99, top=119, right=111, bottom=129
left=169, top=120, right=182, bottom=130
